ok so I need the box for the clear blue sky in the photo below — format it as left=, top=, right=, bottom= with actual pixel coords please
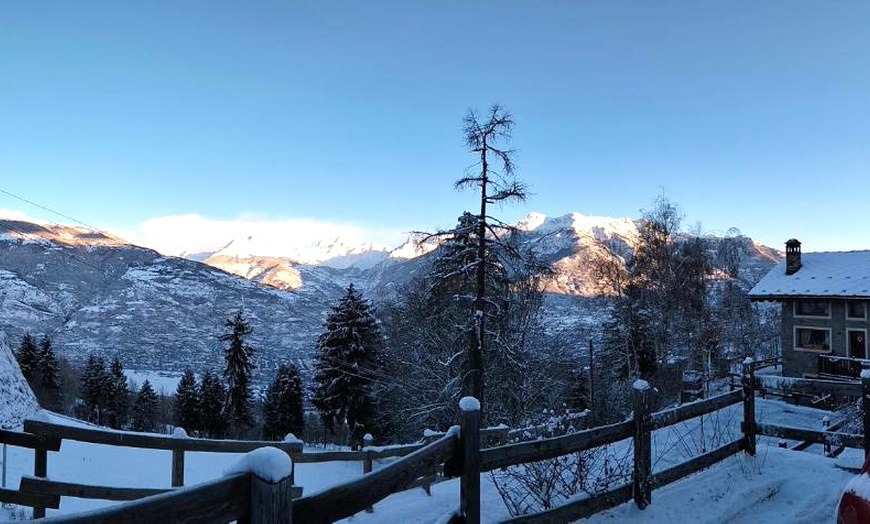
left=2, top=1, right=869, bottom=252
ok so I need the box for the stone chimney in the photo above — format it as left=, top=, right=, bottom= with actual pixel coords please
left=785, top=239, right=802, bottom=275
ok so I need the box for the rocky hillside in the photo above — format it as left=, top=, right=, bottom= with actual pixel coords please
left=0, top=329, right=38, bottom=429
left=0, top=220, right=324, bottom=381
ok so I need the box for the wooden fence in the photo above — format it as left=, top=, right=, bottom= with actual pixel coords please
left=5, top=360, right=870, bottom=522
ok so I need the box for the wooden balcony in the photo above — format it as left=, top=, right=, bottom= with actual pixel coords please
left=817, top=354, right=870, bottom=379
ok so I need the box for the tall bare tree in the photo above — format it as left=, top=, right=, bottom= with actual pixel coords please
left=455, top=104, right=527, bottom=406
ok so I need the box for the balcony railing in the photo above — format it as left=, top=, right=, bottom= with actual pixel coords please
left=817, top=354, right=870, bottom=379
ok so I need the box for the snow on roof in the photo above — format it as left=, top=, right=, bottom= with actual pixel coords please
left=749, top=250, right=870, bottom=299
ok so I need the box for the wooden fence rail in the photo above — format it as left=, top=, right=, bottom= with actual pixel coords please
left=293, top=432, right=459, bottom=523
left=38, top=473, right=253, bottom=524
left=13, top=358, right=870, bottom=522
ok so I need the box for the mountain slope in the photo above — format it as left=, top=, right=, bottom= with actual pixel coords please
left=0, top=220, right=323, bottom=381
left=0, top=329, right=38, bottom=429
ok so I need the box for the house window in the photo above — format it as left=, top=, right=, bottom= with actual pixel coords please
left=795, top=327, right=831, bottom=351
left=794, top=300, right=830, bottom=317
left=847, top=302, right=867, bottom=320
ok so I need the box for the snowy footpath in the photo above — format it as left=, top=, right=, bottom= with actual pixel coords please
left=0, top=399, right=859, bottom=522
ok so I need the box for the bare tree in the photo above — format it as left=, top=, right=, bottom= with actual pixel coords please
left=455, top=104, right=527, bottom=407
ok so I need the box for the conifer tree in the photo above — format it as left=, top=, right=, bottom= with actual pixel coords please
left=174, top=369, right=200, bottom=434
left=105, top=358, right=129, bottom=429
left=16, top=333, right=39, bottom=383
left=37, top=336, right=62, bottom=411
left=80, top=354, right=109, bottom=425
left=220, top=311, right=256, bottom=434
left=455, top=105, right=527, bottom=406
left=132, top=380, right=159, bottom=432
left=311, top=284, right=382, bottom=445
left=199, top=370, right=227, bottom=438
left=263, top=364, right=305, bottom=440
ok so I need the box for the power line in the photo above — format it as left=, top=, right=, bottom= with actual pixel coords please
left=0, top=187, right=101, bottom=232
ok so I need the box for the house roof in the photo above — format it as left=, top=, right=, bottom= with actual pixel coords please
left=749, top=250, right=870, bottom=300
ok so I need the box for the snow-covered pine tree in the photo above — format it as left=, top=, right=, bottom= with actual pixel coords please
left=220, top=311, right=256, bottom=436
left=311, top=284, right=382, bottom=447
left=16, top=333, right=38, bottom=383
left=80, top=354, right=110, bottom=425
left=132, top=379, right=159, bottom=432
left=174, top=369, right=200, bottom=434
left=105, top=357, right=129, bottom=429
left=38, top=335, right=60, bottom=398
left=263, top=363, right=304, bottom=440
left=199, top=370, right=227, bottom=438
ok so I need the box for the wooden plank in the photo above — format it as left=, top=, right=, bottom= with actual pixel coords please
left=290, top=451, right=369, bottom=463
left=480, top=420, right=633, bottom=473
left=250, top=475, right=293, bottom=524
left=0, top=428, right=62, bottom=451
left=0, top=486, right=60, bottom=509
left=459, top=404, right=481, bottom=524
left=502, top=483, right=634, bottom=523
left=292, top=434, right=458, bottom=524
left=23, top=419, right=302, bottom=454
left=632, top=383, right=652, bottom=510
left=650, top=390, right=743, bottom=431
left=651, top=439, right=743, bottom=490
left=290, top=445, right=427, bottom=464
left=19, top=476, right=170, bottom=501
left=743, top=361, right=757, bottom=457
left=172, top=449, right=185, bottom=487
left=755, top=377, right=862, bottom=398
left=757, top=423, right=863, bottom=449
left=37, top=473, right=251, bottom=524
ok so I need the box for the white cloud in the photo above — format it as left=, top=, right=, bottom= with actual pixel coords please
left=117, top=213, right=407, bottom=258
left=0, top=209, right=48, bottom=225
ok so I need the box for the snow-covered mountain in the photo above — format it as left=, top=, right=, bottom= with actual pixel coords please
left=0, top=220, right=328, bottom=382
left=0, top=213, right=780, bottom=384
left=0, top=329, right=38, bottom=429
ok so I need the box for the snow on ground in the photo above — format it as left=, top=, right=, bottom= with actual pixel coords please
left=124, top=369, right=185, bottom=395
left=0, top=398, right=860, bottom=522
left=594, top=446, right=851, bottom=523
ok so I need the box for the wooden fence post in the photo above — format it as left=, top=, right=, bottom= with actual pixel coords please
left=363, top=433, right=374, bottom=513
left=742, top=358, right=756, bottom=457
left=33, top=445, right=48, bottom=519
left=459, top=397, right=481, bottom=524
left=862, top=370, right=870, bottom=456
left=172, top=449, right=185, bottom=487
left=250, top=473, right=294, bottom=524
left=632, top=380, right=652, bottom=510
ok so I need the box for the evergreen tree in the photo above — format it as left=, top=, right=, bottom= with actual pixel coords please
left=35, top=335, right=62, bottom=411
left=16, top=333, right=38, bottom=383
left=262, top=364, right=305, bottom=440
left=174, top=369, right=200, bottom=434
left=80, top=354, right=110, bottom=425
left=105, top=358, right=129, bottom=429
left=311, top=284, right=382, bottom=446
left=132, top=380, right=159, bottom=432
left=199, top=370, right=227, bottom=438
left=220, top=311, right=256, bottom=434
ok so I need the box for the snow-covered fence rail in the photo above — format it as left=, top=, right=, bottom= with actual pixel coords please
left=494, top=380, right=746, bottom=523
left=754, top=370, right=870, bottom=454
left=0, top=427, right=62, bottom=518
left=22, top=418, right=302, bottom=489
left=293, top=432, right=460, bottom=523
left=36, top=472, right=258, bottom=523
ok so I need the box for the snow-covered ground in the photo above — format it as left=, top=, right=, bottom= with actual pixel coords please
left=0, top=398, right=860, bottom=522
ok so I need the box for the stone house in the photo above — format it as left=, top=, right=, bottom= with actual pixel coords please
left=749, top=239, right=870, bottom=379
